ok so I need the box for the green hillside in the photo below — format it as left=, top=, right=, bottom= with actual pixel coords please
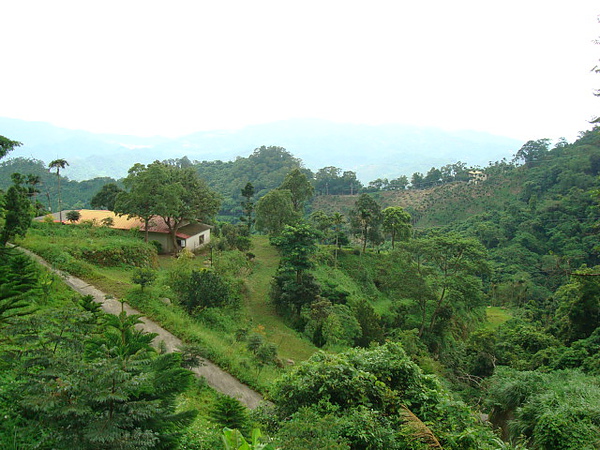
left=3, top=128, right=600, bottom=448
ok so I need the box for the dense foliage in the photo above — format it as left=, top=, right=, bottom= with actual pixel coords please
left=268, top=343, right=501, bottom=449
left=0, top=249, right=197, bottom=449
left=5, top=125, right=600, bottom=447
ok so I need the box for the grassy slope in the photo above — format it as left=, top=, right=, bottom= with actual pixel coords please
left=19, top=226, right=316, bottom=386
left=244, top=235, right=317, bottom=362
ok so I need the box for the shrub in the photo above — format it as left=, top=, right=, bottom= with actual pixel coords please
left=178, top=269, right=235, bottom=315
left=131, top=267, right=157, bottom=291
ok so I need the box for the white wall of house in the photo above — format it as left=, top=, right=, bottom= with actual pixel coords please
left=183, top=229, right=211, bottom=252
left=146, top=229, right=210, bottom=254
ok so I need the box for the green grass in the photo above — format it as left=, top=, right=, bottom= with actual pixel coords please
left=243, top=235, right=317, bottom=362
left=19, top=224, right=318, bottom=391
left=483, top=306, right=512, bottom=330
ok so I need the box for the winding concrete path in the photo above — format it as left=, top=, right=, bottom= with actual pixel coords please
left=18, top=247, right=265, bottom=409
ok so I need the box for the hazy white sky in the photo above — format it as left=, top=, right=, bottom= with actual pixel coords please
left=1, top=1, right=598, bottom=141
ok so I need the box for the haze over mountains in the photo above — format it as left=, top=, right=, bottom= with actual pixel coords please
left=1, top=116, right=522, bottom=182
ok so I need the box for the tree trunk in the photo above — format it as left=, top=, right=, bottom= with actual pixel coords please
left=428, top=285, right=447, bottom=333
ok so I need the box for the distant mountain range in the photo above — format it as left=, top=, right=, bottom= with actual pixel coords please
left=0, top=117, right=522, bottom=182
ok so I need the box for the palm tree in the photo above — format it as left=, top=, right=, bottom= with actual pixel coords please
left=48, top=159, right=69, bottom=223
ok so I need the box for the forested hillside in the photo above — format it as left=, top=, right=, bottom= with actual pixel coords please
left=2, top=127, right=600, bottom=448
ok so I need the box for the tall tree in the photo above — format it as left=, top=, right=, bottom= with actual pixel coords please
left=115, top=163, right=165, bottom=243
left=255, top=189, right=298, bottom=235
left=48, top=158, right=69, bottom=223
left=154, top=163, right=220, bottom=252
left=279, top=168, right=314, bottom=213
left=116, top=162, right=220, bottom=251
left=1, top=173, right=34, bottom=246
left=402, top=232, right=489, bottom=339
left=341, top=170, right=361, bottom=195
left=240, top=181, right=255, bottom=233
left=411, top=172, right=425, bottom=189
left=382, top=206, right=412, bottom=249
left=272, top=223, right=318, bottom=283
left=512, top=139, right=551, bottom=166
left=350, top=194, right=382, bottom=253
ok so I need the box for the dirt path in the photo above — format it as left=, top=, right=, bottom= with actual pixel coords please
left=18, top=247, right=265, bottom=409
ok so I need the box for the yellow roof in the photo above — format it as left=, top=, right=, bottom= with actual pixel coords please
left=40, top=210, right=207, bottom=239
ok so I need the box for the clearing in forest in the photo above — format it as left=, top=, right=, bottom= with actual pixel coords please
left=244, top=235, right=317, bottom=362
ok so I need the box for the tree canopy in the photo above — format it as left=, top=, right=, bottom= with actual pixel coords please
left=115, top=161, right=220, bottom=250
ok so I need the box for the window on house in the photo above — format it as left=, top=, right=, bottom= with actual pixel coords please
left=177, top=238, right=186, bottom=248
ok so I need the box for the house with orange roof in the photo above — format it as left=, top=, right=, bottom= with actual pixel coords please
left=39, top=210, right=211, bottom=254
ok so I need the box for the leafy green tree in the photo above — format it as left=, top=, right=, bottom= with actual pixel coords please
left=116, top=162, right=220, bottom=250
left=0, top=173, right=34, bottom=246
left=272, top=223, right=318, bottom=283
left=382, top=206, right=412, bottom=249
left=387, top=175, right=409, bottom=190
left=512, top=139, right=551, bottom=166
left=65, top=209, right=81, bottom=222
left=424, top=167, right=442, bottom=186
left=314, top=166, right=342, bottom=195
left=0, top=135, right=21, bottom=160
left=366, top=177, right=388, bottom=191
left=154, top=163, right=220, bottom=252
left=132, top=267, right=157, bottom=292
left=402, top=232, right=489, bottom=340
left=314, top=167, right=363, bottom=195
left=349, top=194, right=382, bottom=253
left=270, top=223, right=321, bottom=318
left=410, top=172, right=425, bottom=189
left=255, top=189, right=298, bottom=235
left=48, top=158, right=69, bottom=222
left=271, top=270, right=321, bottom=316
left=440, top=161, right=469, bottom=182
left=218, top=222, right=252, bottom=252
left=278, top=168, right=314, bottom=212
left=178, top=268, right=234, bottom=314
left=115, top=163, right=166, bottom=242
left=350, top=299, right=384, bottom=347
left=341, top=170, right=362, bottom=195
left=90, top=182, right=123, bottom=210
